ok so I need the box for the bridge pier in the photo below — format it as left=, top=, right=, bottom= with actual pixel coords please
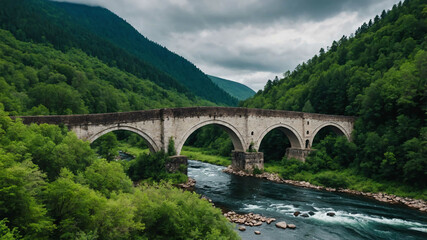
left=285, top=148, right=314, bottom=162
left=232, top=151, right=264, bottom=172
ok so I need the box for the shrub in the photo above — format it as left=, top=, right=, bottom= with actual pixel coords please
left=252, top=166, right=263, bottom=175
left=127, top=151, right=168, bottom=182
left=133, top=183, right=239, bottom=240
left=279, top=157, right=306, bottom=178
left=168, top=137, right=176, bottom=156
left=312, top=171, right=349, bottom=189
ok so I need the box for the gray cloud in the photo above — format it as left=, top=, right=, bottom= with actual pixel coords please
left=54, top=0, right=400, bottom=90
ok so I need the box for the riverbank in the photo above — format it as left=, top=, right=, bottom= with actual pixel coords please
left=180, top=148, right=426, bottom=212
left=222, top=166, right=427, bottom=212
left=181, top=146, right=231, bottom=166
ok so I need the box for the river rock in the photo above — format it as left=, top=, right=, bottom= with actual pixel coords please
left=266, top=218, right=276, bottom=224
left=300, top=213, right=309, bottom=217
left=239, top=226, right=246, bottom=231
left=275, top=221, right=287, bottom=229
left=326, top=212, right=336, bottom=217
left=308, top=211, right=315, bottom=216
left=254, top=231, right=261, bottom=235
left=293, top=211, right=301, bottom=217
left=288, top=224, right=296, bottom=229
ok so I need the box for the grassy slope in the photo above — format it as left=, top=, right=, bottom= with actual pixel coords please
left=181, top=146, right=231, bottom=166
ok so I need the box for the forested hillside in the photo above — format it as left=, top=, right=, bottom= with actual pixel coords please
left=0, top=29, right=213, bottom=115
left=208, top=75, right=256, bottom=100
left=0, top=0, right=238, bottom=106
left=0, top=108, right=238, bottom=239
left=242, top=0, right=426, bottom=190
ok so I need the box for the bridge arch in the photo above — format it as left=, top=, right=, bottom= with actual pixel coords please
left=87, top=125, right=160, bottom=153
left=310, top=122, right=351, bottom=145
left=255, top=123, right=304, bottom=150
left=175, top=119, right=246, bottom=155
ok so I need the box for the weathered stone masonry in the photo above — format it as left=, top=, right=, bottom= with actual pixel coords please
left=16, top=107, right=355, bottom=171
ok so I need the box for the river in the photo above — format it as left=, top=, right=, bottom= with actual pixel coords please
left=187, top=160, right=427, bottom=240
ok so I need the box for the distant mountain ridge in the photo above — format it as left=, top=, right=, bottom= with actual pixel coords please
left=207, top=75, right=255, bottom=100
left=0, top=0, right=238, bottom=106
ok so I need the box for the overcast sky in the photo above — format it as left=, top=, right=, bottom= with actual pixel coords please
left=55, top=0, right=400, bottom=91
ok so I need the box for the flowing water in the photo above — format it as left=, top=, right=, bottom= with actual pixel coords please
left=187, top=160, right=427, bottom=240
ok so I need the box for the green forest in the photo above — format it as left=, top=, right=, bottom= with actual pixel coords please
left=0, top=0, right=238, bottom=106
left=0, top=108, right=238, bottom=239
left=0, top=29, right=214, bottom=115
left=241, top=0, right=426, bottom=196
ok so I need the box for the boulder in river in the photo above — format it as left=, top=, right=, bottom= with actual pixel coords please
left=308, top=211, right=315, bottom=216
left=275, top=221, right=287, bottom=229
left=254, top=221, right=262, bottom=226
left=293, top=211, right=301, bottom=217
left=254, top=230, right=261, bottom=235
left=300, top=213, right=310, bottom=217
left=239, top=226, right=246, bottom=231
left=288, top=224, right=296, bottom=229
left=326, top=212, right=336, bottom=217
left=266, top=218, right=276, bottom=224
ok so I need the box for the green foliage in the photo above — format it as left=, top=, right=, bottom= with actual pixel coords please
left=29, top=83, right=88, bottom=115
left=0, top=111, right=237, bottom=239
left=312, top=171, right=349, bottom=189
left=246, top=142, right=257, bottom=152
left=127, top=152, right=168, bottom=182
left=167, top=137, right=177, bottom=156
left=185, top=125, right=234, bottom=157
left=181, top=146, right=231, bottom=166
left=302, top=100, right=315, bottom=113
left=259, top=129, right=290, bottom=162
left=401, top=135, right=427, bottom=188
left=0, top=110, right=96, bottom=181
left=45, top=169, right=105, bottom=239
left=242, top=0, right=426, bottom=189
left=79, top=158, right=133, bottom=197
left=126, top=151, right=187, bottom=184
left=0, top=156, right=54, bottom=238
left=133, top=183, right=239, bottom=240
left=0, top=28, right=213, bottom=115
left=91, top=132, right=119, bottom=161
left=278, top=157, right=307, bottom=179
left=252, top=166, right=263, bottom=175
left=0, top=0, right=238, bottom=106
left=265, top=162, right=426, bottom=200
left=0, top=219, right=21, bottom=240
left=307, top=135, right=357, bottom=172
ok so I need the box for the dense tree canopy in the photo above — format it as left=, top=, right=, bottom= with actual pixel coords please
left=0, top=0, right=238, bottom=106
left=0, top=29, right=213, bottom=115
left=242, top=0, right=426, bottom=188
left=0, top=107, right=239, bottom=239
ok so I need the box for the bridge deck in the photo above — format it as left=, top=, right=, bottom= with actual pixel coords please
left=14, top=107, right=356, bottom=126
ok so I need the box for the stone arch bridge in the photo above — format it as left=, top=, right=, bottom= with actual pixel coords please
left=18, top=107, right=355, bottom=171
